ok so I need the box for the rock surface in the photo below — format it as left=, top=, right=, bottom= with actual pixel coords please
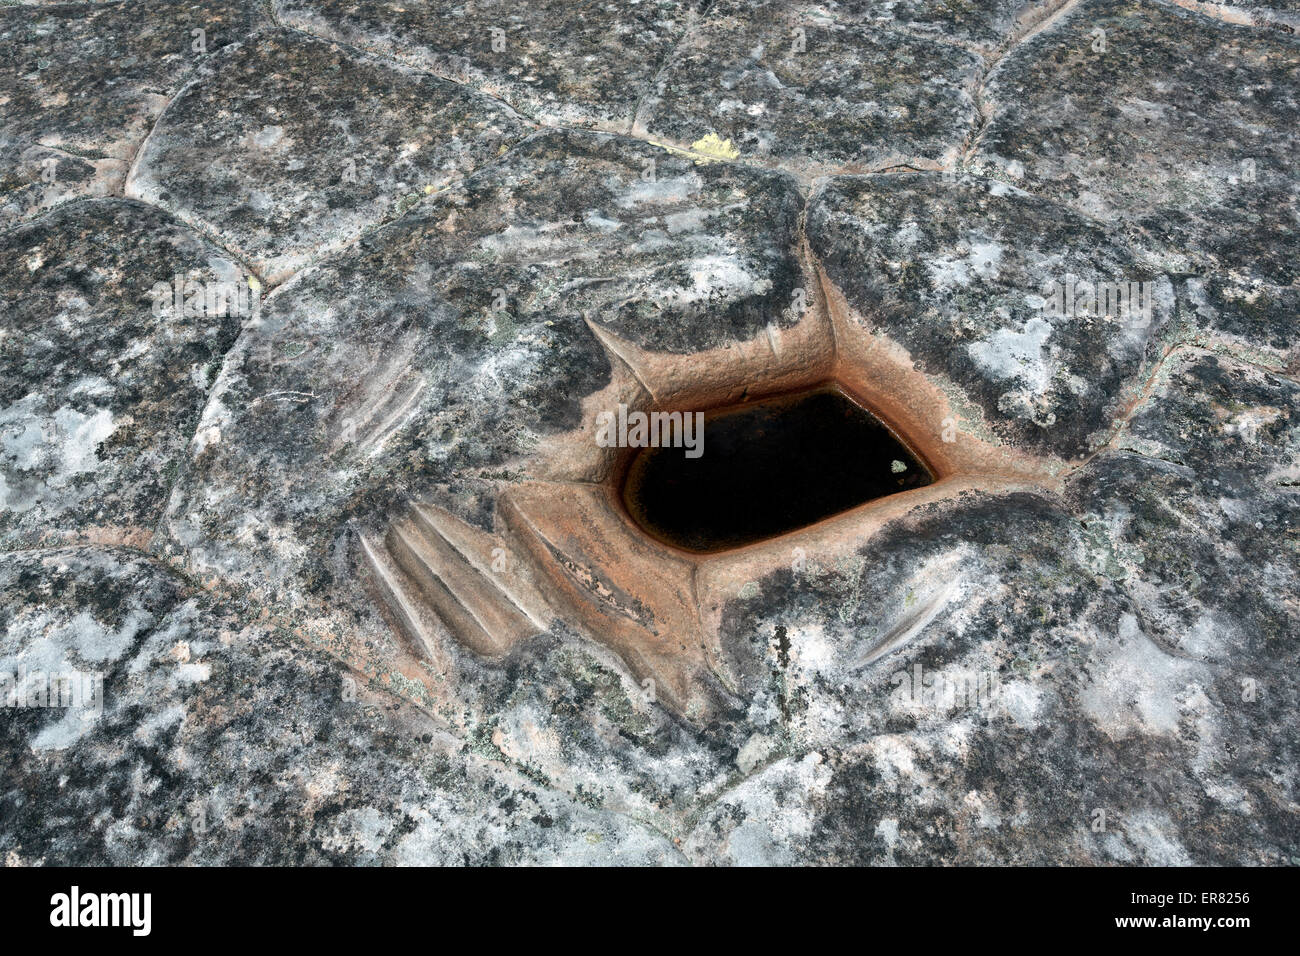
left=127, top=28, right=530, bottom=282
left=807, top=170, right=1175, bottom=459
left=0, top=0, right=262, bottom=225
left=974, top=0, right=1300, bottom=286
left=0, top=200, right=245, bottom=551
left=275, top=0, right=700, bottom=130
left=2, top=0, right=1297, bottom=865
left=634, top=0, right=983, bottom=172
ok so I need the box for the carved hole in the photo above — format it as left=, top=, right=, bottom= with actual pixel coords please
left=619, top=383, right=935, bottom=553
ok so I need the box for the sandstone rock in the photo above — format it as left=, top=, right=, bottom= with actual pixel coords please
left=274, top=0, right=698, bottom=130
left=1, top=0, right=1296, bottom=866
left=0, top=548, right=681, bottom=864
left=127, top=28, right=530, bottom=283
left=0, top=200, right=246, bottom=550
left=974, top=0, right=1300, bottom=285
left=807, top=171, right=1174, bottom=460
left=0, top=0, right=261, bottom=226
left=635, top=0, right=982, bottom=173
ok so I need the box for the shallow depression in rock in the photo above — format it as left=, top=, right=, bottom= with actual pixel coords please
left=621, top=385, right=934, bottom=553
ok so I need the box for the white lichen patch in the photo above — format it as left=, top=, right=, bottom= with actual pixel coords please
left=995, top=679, right=1045, bottom=730
left=688, top=752, right=831, bottom=865
left=1079, top=613, right=1206, bottom=739
left=926, top=239, right=1005, bottom=290
left=968, top=315, right=1054, bottom=393
left=0, top=398, right=116, bottom=515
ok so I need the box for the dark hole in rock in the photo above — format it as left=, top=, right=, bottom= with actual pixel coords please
left=621, top=384, right=934, bottom=553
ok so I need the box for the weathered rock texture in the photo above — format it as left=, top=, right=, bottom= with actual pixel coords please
left=1, top=0, right=1297, bottom=866
left=0, top=200, right=245, bottom=551
left=1, top=0, right=262, bottom=224
left=126, top=28, right=530, bottom=282
left=634, top=0, right=983, bottom=172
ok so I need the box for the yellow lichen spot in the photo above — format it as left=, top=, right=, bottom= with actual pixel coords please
left=423, top=184, right=437, bottom=194
left=247, top=275, right=262, bottom=293
left=689, top=133, right=740, bottom=165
